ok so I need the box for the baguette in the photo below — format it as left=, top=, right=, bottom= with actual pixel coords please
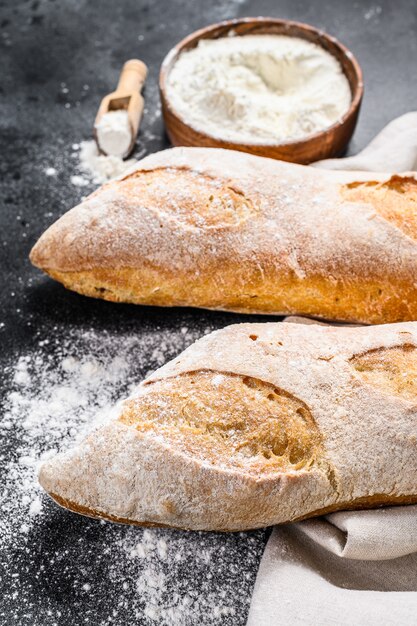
left=30, top=147, right=417, bottom=324
left=39, top=321, right=417, bottom=531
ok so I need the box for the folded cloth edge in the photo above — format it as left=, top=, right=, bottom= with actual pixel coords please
left=284, top=314, right=417, bottom=560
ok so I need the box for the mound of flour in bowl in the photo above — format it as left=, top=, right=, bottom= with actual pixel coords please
left=167, top=34, right=351, bottom=144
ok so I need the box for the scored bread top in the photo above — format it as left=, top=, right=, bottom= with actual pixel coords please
left=144, top=321, right=417, bottom=497
left=39, top=321, right=417, bottom=531
left=31, top=147, right=417, bottom=275
left=29, top=147, right=417, bottom=323
left=121, top=372, right=324, bottom=476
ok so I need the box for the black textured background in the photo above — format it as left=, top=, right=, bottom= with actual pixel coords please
left=0, top=0, right=416, bottom=624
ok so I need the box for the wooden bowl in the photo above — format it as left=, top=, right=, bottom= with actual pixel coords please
left=160, top=18, right=364, bottom=164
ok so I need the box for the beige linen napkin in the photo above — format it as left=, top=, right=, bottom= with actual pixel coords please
left=247, top=113, right=417, bottom=626
left=247, top=525, right=417, bottom=626
left=312, top=111, right=417, bottom=171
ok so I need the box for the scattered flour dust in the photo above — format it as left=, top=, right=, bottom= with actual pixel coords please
left=1, top=323, right=265, bottom=625
left=71, top=140, right=137, bottom=186
left=1, top=325, right=200, bottom=548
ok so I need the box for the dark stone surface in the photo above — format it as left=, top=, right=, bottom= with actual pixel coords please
left=0, top=0, right=416, bottom=624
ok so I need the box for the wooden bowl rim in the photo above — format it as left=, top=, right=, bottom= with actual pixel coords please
left=159, top=17, right=364, bottom=150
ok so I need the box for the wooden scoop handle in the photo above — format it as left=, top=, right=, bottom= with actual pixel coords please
left=117, top=59, right=147, bottom=96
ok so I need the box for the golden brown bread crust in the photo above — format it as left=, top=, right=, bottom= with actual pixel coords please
left=49, top=491, right=417, bottom=531
left=39, top=321, right=417, bottom=531
left=46, top=265, right=417, bottom=324
left=342, top=175, right=417, bottom=242
left=49, top=368, right=417, bottom=529
left=351, top=343, right=417, bottom=402
left=120, top=372, right=324, bottom=475
left=30, top=147, right=417, bottom=324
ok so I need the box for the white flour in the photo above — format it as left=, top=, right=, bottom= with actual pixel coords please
left=74, top=140, right=137, bottom=185
left=95, top=110, right=132, bottom=158
left=1, top=325, right=200, bottom=549
left=43, top=78, right=163, bottom=188
left=167, top=35, right=352, bottom=144
left=1, top=322, right=265, bottom=624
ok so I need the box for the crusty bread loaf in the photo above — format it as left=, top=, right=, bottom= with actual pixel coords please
left=39, top=321, right=417, bottom=531
left=30, top=147, right=417, bottom=324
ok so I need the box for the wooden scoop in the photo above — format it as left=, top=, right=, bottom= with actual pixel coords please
left=94, top=59, right=148, bottom=158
